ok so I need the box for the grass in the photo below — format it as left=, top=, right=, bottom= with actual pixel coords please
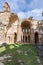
left=40, top=56, right=43, bottom=65
left=0, top=43, right=38, bottom=65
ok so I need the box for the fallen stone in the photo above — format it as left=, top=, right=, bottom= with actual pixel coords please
left=18, top=59, right=22, bottom=62
left=20, top=62, right=24, bottom=65
left=0, top=63, right=4, bottom=65
left=17, top=50, right=22, bottom=54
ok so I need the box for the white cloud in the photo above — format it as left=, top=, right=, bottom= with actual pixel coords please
left=6, top=0, right=43, bottom=20
left=0, top=0, right=43, bottom=20
left=17, top=8, right=43, bottom=20
left=5, top=0, right=26, bottom=13
left=17, top=12, right=26, bottom=19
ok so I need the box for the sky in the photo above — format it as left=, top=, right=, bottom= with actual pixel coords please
left=0, top=0, right=43, bottom=20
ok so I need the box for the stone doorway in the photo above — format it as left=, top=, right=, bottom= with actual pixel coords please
left=35, top=32, right=39, bottom=43
left=22, top=35, right=30, bottom=43
left=14, top=33, right=17, bottom=43
left=28, top=36, right=30, bottom=42
left=25, top=36, right=27, bottom=42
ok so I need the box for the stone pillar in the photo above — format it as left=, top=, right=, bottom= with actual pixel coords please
left=39, top=34, right=42, bottom=44
left=22, top=36, right=23, bottom=42
left=17, top=25, right=22, bottom=43
left=30, top=29, right=34, bottom=44
left=21, top=35, right=23, bottom=43
left=27, top=36, right=28, bottom=43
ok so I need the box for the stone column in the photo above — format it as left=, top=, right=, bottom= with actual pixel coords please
left=39, top=34, right=42, bottom=44
left=17, top=25, right=22, bottom=43
left=22, top=34, right=23, bottom=42
left=24, top=36, right=25, bottom=42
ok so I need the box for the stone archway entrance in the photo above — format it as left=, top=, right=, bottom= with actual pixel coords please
left=35, top=32, right=39, bottom=43
left=14, top=33, right=17, bottom=43
left=25, top=36, right=27, bottom=42
left=25, top=36, right=30, bottom=43
left=22, top=36, right=30, bottom=43
left=28, top=36, right=30, bottom=42
left=21, top=21, right=31, bottom=43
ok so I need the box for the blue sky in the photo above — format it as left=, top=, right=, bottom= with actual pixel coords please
left=0, top=0, right=43, bottom=20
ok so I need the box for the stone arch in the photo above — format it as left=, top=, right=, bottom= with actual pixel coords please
left=21, top=21, right=30, bottom=31
left=14, top=33, right=17, bottom=43
left=35, top=32, right=39, bottom=43
left=21, top=21, right=31, bottom=43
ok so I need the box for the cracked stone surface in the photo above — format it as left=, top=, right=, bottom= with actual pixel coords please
left=18, top=59, right=22, bottom=62
left=35, top=56, right=42, bottom=65
left=0, top=54, right=11, bottom=65
left=0, top=63, right=4, bottom=65
left=17, top=50, right=22, bottom=54
left=20, top=63, right=24, bottom=65
left=18, top=59, right=24, bottom=65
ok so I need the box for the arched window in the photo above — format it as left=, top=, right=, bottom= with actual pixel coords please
left=21, top=21, right=30, bottom=33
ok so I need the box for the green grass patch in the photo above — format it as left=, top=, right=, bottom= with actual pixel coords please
left=40, top=57, right=43, bottom=65
left=0, top=43, right=38, bottom=65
